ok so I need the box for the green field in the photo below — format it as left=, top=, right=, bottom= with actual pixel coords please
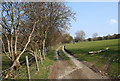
left=65, top=39, right=120, bottom=78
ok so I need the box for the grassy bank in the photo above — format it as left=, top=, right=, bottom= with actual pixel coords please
left=2, top=53, right=33, bottom=70
left=58, top=47, right=70, bottom=60
left=14, top=49, right=55, bottom=79
left=65, top=39, right=120, bottom=78
left=2, top=46, right=57, bottom=79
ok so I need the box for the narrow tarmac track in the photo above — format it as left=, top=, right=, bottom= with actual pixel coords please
left=62, top=46, right=108, bottom=79
left=49, top=46, right=108, bottom=79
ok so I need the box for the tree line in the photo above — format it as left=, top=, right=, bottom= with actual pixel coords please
left=0, top=2, right=75, bottom=77
left=87, top=33, right=120, bottom=41
left=61, top=30, right=120, bottom=43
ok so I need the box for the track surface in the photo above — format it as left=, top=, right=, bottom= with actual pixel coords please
left=49, top=46, right=108, bottom=79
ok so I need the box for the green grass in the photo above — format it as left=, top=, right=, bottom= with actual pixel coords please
left=2, top=54, right=12, bottom=70
left=14, top=48, right=55, bottom=79
left=2, top=45, right=58, bottom=79
left=108, top=62, right=119, bottom=77
left=58, top=47, right=70, bottom=60
left=2, top=52, right=32, bottom=70
left=65, top=39, right=120, bottom=78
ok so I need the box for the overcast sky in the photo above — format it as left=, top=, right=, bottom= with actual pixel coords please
left=66, top=2, right=118, bottom=38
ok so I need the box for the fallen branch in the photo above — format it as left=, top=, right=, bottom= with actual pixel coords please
left=88, top=48, right=109, bottom=54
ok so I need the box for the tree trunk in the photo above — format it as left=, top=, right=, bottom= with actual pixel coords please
left=5, top=34, right=12, bottom=58
left=11, top=33, right=14, bottom=61
left=7, top=39, right=11, bottom=57
left=14, top=26, right=18, bottom=57
left=4, top=21, right=37, bottom=79
left=11, top=5, right=14, bottom=61
left=34, top=51, right=39, bottom=72
left=45, top=47, right=47, bottom=56
left=0, top=38, right=12, bottom=61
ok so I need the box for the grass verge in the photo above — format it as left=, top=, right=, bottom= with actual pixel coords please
left=2, top=46, right=58, bottom=79
left=58, top=47, right=70, bottom=60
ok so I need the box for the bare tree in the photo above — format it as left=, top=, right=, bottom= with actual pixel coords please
left=92, top=33, right=98, bottom=41
left=1, top=2, right=76, bottom=78
left=1, top=2, right=40, bottom=78
left=75, top=30, right=86, bottom=42
left=28, top=2, right=75, bottom=59
left=92, top=33, right=98, bottom=38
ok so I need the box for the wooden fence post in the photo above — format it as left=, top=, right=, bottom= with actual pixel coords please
left=39, top=50, right=43, bottom=64
left=26, top=56, right=31, bottom=81
left=35, top=51, right=39, bottom=72
left=42, top=39, right=45, bottom=59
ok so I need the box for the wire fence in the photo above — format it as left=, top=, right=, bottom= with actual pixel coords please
left=0, top=56, right=36, bottom=80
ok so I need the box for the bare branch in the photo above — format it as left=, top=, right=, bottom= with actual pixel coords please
left=0, top=38, right=12, bottom=61
left=16, top=20, right=38, bottom=61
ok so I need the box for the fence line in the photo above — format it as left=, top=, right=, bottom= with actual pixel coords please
left=12, top=57, right=35, bottom=79
left=0, top=56, right=36, bottom=80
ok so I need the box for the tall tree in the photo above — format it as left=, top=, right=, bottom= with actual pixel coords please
left=1, top=2, right=40, bottom=78
left=75, top=30, right=86, bottom=42
left=1, top=2, right=75, bottom=78
left=92, top=33, right=98, bottom=41
left=92, top=33, right=98, bottom=38
left=62, top=33, right=73, bottom=43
